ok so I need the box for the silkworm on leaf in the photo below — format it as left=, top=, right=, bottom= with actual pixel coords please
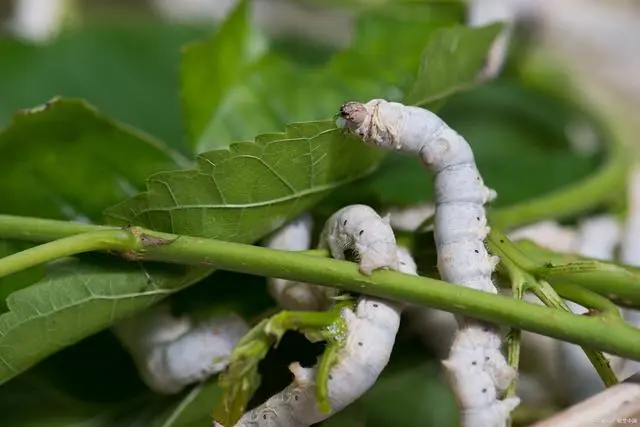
left=264, top=213, right=332, bottom=311
left=338, top=99, right=515, bottom=426
left=218, top=205, right=413, bottom=427
left=112, top=303, right=249, bottom=394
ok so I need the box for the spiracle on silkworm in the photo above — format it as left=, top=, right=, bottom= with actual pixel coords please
left=264, top=213, right=333, bottom=311
left=217, top=205, right=415, bottom=427
left=112, top=303, right=250, bottom=394
left=338, top=99, right=518, bottom=426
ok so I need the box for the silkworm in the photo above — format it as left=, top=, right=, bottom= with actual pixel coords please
left=218, top=205, right=414, bottom=427
left=112, top=303, right=250, bottom=394
left=319, top=204, right=399, bottom=275
left=264, top=213, right=332, bottom=311
left=382, top=202, right=435, bottom=232
left=338, top=99, right=517, bottom=426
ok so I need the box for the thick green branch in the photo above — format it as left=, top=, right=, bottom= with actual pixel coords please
left=1, top=214, right=640, bottom=360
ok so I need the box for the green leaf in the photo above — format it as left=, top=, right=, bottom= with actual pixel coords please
left=0, top=254, right=204, bottom=385
left=105, top=121, right=385, bottom=241
left=0, top=241, right=44, bottom=312
left=148, top=380, right=223, bottom=427
left=0, top=98, right=215, bottom=384
left=178, top=0, right=462, bottom=153
left=404, top=23, right=504, bottom=107
left=0, top=345, right=222, bottom=427
left=181, top=0, right=265, bottom=154
left=0, top=98, right=185, bottom=222
left=0, top=24, right=212, bottom=154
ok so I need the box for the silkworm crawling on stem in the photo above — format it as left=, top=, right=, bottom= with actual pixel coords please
left=319, top=204, right=399, bottom=275
left=112, top=303, right=249, bottom=394
left=338, top=99, right=517, bottom=426
left=264, top=213, right=332, bottom=311
left=217, top=205, right=414, bottom=427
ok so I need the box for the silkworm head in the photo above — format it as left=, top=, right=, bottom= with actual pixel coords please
left=337, top=101, right=369, bottom=136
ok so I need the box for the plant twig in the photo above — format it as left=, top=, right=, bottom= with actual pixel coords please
left=0, top=229, right=142, bottom=278
left=489, top=230, right=619, bottom=388
left=0, top=214, right=639, bottom=360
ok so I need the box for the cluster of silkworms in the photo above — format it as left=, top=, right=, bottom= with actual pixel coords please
left=110, top=95, right=640, bottom=425
left=216, top=204, right=417, bottom=426
left=338, top=99, right=518, bottom=426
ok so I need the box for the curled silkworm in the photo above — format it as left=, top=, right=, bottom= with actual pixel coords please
left=338, top=99, right=515, bottom=426
left=264, top=213, right=332, bottom=311
left=221, top=206, right=413, bottom=427
left=112, top=303, right=249, bottom=394
left=319, top=204, right=399, bottom=275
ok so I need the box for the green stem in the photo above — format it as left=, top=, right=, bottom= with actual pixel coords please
left=500, top=256, right=525, bottom=399
left=488, top=123, right=628, bottom=229
left=1, top=215, right=640, bottom=360
left=0, top=229, right=142, bottom=278
left=553, top=282, right=622, bottom=321
left=499, top=255, right=525, bottom=427
left=489, top=229, right=619, bottom=387
left=487, top=229, right=543, bottom=272
left=530, top=280, right=618, bottom=388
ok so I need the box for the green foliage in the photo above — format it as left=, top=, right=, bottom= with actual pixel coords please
left=0, top=0, right=622, bottom=425
left=405, top=23, right=504, bottom=107
left=0, top=24, right=210, bottom=154
left=104, top=121, right=384, bottom=240
left=0, top=99, right=184, bottom=221
left=0, top=254, right=201, bottom=385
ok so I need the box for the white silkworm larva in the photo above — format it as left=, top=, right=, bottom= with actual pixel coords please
left=112, top=303, right=250, bottom=394
left=338, top=99, right=517, bottom=426
left=264, top=213, right=332, bottom=311
left=319, top=204, right=400, bottom=275
left=219, top=205, right=413, bottom=427
left=382, top=202, right=435, bottom=232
